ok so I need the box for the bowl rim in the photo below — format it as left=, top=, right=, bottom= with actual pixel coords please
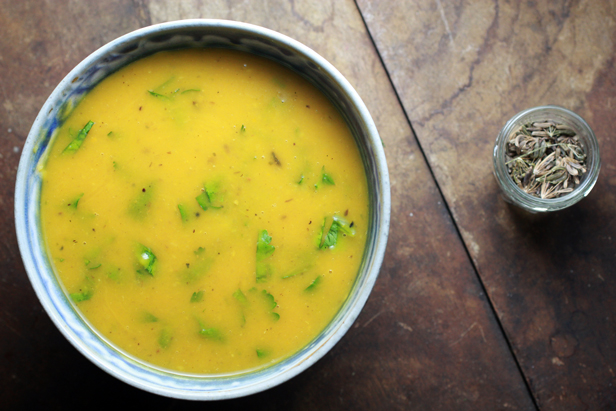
left=15, top=18, right=391, bottom=400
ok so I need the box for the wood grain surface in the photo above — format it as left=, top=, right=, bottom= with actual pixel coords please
left=358, top=0, right=616, bottom=409
left=1, top=0, right=613, bottom=410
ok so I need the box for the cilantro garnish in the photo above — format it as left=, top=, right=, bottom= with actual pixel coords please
left=256, top=230, right=275, bottom=283
left=190, top=291, right=204, bottom=303
left=147, top=90, right=170, bottom=99
left=197, top=320, right=224, bottom=341
left=233, top=289, right=248, bottom=304
left=305, top=275, right=322, bottom=292
left=319, top=216, right=356, bottom=250
left=136, top=244, right=157, bottom=276
left=321, top=166, right=335, bottom=185
left=261, top=289, right=277, bottom=310
left=128, top=184, right=154, bottom=219
left=67, top=193, right=84, bottom=209
left=195, top=183, right=223, bottom=210
left=158, top=328, right=173, bottom=349
left=256, top=348, right=269, bottom=358
left=63, top=120, right=94, bottom=154
left=178, top=204, right=189, bottom=222
left=142, top=312, right=158, bottom=323
left=70, top=275, right=95, bottom=302
left=70, top=289, right=93, bottom=303
left=261, top=289, right=280, bottom=321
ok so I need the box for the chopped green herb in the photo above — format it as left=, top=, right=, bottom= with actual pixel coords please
left=198, top=321, right=224, bottom=341
left=256, top=348, right=270, bottom=358
left=195, top=191, right=209, bottom=210
left=158, top=328, right=173, bottom=349
left=195, top=183, right=223, bottom=211
left=332, top=216, right=356, bottom=237
left=261, top=289, right=280, bottom=321
left=147, top=90, right=170, bottom=99
left=181, top=88, right=201, bottom=94
left=142, top=312, right=158, bottom=323
left=87, top=263, right=101, bottom=270
left=178, top=204, right=189, bottom=222
left=297, top=174, right=304, bottom=185
left=240, top=124, right=246, bottom=132
left=321, top=167, right=335, bottom=185
left=257, top=230, right=275, bottom=258
left=256, top=263, right=272, bottom=284
left=128, top=184, right=153, bottom=219
left=261, top=290, right=277, bottom=310
left=107, top=131, right=114, bottom=138
left=181, top=251, right=212, bottom=284
left=319, top=216, right=356, bottom=250
left=136, top=244, right=157, bottom=276
left=68, top=193, right=84, bottom=209
left=63, top=120, right=94, bottom=154
left=256, top=230, right=275, bottom=283
left=106, top=266, right=121, bottom=282
left=282, top=265, right=311, bottom=279
left=190, top=291, right=204, bottom=303
left=233, top=289, right=248, bottom=304
left=70, top=289, right=93, bottom=303
left=320, top=218, right=339, bottom=249
left=305, top=275, right=322, bottom=292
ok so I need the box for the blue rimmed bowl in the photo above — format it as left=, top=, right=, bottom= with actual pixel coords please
left=14, top=19, right=390, bottom=400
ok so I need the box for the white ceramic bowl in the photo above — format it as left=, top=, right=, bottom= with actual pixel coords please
left=15, top=19, right=390, bottom=400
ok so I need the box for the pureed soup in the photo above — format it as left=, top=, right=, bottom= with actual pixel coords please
left=40, top=48, right=369, bottom=374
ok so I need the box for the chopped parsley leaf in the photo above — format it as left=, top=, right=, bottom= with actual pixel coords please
left=198, top=321, right=224, bottom=341
left=136, top=244, right=157, bottom=276
left=158, top=328, right=173, bottom=349
left=256, top=230, right=275, bottom=283
left=70, top=289, right=93, bottom=303
left=63, top=120, right=94, bottom=154
left=319, top=216, right=356, bottom=249
left=305, top=275, right=322, bottom=292
left=190, top=291, right=204, bottom=303
left=233, top=289, right=248, bottom=304
left=178, top=204, right=189, bottom=222
left=321, top=167, right=335, bottom=185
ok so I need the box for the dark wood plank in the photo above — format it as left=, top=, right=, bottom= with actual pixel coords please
left=1, top=1, right=534, bottom=409
left=358, top=0, right=616, bottom=409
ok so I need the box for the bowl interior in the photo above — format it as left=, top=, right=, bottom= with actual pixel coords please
left=15, top=20, right=390, bottom=399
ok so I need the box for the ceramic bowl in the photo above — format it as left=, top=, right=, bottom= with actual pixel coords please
left=14, top=19, right=390, bottom=400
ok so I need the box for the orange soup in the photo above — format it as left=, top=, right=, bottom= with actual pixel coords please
left=40, top=48, right=369, bottom=374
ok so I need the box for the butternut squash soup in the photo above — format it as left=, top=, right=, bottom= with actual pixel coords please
left=40, top=48, right=368, bottom=374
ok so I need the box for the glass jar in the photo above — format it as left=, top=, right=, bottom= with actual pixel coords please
left=493, top=105, right=601, bottom=213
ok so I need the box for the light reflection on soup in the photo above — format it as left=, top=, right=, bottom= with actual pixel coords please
left=40, top=49, right=369, bottom=374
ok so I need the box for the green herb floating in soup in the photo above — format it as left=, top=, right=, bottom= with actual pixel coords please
left=40, top=48, right=369, bottom=374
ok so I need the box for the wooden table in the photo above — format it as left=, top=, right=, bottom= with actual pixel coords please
left=1, top=1, right=614, bottom=409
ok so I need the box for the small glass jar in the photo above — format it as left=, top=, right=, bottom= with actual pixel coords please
left=493, top=105, right=601, bottom=213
